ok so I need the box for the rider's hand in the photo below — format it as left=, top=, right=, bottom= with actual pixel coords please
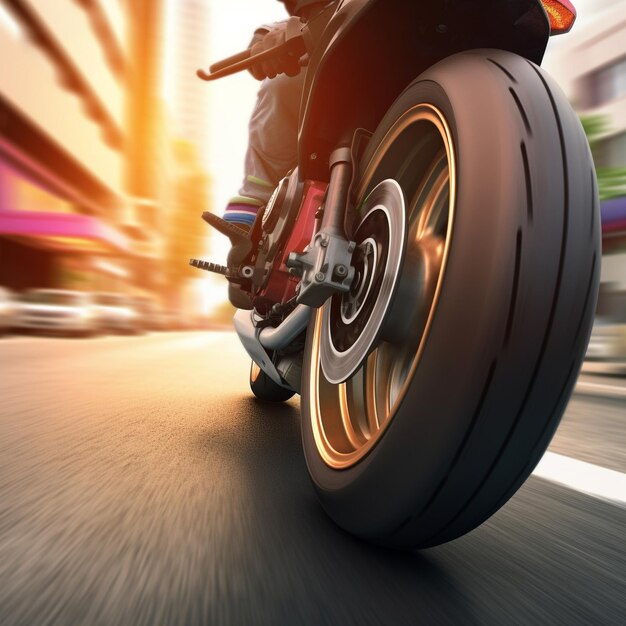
left=249, top=21, right=302, bottom=81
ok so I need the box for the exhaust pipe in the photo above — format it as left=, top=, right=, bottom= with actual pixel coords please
left=259, top=305, right=310, bottom=349
left=233, top=305, right=311, bottom=389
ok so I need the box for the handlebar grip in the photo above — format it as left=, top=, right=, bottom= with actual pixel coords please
left=197, top=34, right=307, bottom=82
left=209, top=49, right=251, bottom=74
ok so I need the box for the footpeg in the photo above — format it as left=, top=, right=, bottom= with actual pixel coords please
left=200, top=211, right=253, bottom=269
left=189, top=258, right=242, bottom=281
left=190, top=258, right=229, bottom=275
left=201, top=212, right=248, bottom=244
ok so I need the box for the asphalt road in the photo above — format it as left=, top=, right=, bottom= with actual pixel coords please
left=0, top=332, right=624, bottom=626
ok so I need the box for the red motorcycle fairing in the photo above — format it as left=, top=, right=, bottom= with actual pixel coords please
left=257, top=180, right=327, bottom=306
left=298, top=0, right=552, bottom=182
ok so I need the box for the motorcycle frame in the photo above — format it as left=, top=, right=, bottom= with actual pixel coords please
left=233, top=0, right=556, bottom=387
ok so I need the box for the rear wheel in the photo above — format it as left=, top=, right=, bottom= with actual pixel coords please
left=249, top=360, right=295, bottom=402
left=301, top=50, right=600, bottom=548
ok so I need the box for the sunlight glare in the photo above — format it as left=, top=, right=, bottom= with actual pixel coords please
left=0, top=4, right=22, bottom=38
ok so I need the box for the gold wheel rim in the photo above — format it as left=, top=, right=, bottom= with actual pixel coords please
left=309, top=104, right=457, bottom=469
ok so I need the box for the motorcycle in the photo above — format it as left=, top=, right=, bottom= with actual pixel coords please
left=193, top=0, right=599, bottom=549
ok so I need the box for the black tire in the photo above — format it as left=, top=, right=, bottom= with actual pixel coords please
left=301, top=49, right=600, bottom=549
left=249, top=361, right=295, bottom=402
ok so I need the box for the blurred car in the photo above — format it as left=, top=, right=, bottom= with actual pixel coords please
left=131, top=296, right=166, bottom=331
left=584, top=286, right=626, bottom=375
left=15, top=289, right=97, bottom=336
left=0, top=286, right=17, bottom=335
left=159, top=309, right=180, bottom=331
left=586, top=321, right=626, bottom=361
left=585, top=318, right=626, bottom=372
left=93, top=293, right=142, bottom=335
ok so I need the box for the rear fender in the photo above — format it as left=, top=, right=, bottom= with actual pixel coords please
left=298, top=0, right=551, bottom=180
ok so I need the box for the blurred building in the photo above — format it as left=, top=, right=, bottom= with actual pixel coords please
left=547, top=3, right=626, bottom=293
left=566, top=6, right=626, bottom=173
left=155, top=0, right=213, bottom=318
left=547, top=6, right=626, bottom=188
left=125, top=0, right=171, bottom=295
left=0, top=0, right=133, bottom=292
left=165, top=0, right=211, bottom=167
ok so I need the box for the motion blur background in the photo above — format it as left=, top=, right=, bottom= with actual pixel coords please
left=0, top=4, right=625, bottom=625
left=0, top=0, right=286, bottom=331
left=0, top=0, right=625, bottom=347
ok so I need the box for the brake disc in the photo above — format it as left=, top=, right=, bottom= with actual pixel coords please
left=320, top=179, right=406, bottom=385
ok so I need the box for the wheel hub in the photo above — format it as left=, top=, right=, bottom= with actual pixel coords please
left=320, top=179, right=407, bottom=384
left=340, top=237, right=378, bottom=325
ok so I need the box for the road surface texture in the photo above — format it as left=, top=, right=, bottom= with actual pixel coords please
left=0, top=332, right=624, bottom=625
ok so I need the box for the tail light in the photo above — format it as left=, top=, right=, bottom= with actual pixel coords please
left=541, top=0, right=577, bottom=34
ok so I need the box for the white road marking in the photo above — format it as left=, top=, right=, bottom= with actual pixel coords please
left=533, top=452, right=626, bottom=506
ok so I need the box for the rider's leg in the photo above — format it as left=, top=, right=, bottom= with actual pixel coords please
left=223, top=71, right=305, bottom=309
left=223, top=69, right=305, bottom=229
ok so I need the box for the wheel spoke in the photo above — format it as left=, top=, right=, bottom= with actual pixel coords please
left=364, top=352, right=380, bottom=436
left=338, top=383, right=366, bottom=449
left=374, top=344, right=394, bottom=425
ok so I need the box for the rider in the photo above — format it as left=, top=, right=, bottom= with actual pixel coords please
left=222, top=1, right=335, bottom=230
